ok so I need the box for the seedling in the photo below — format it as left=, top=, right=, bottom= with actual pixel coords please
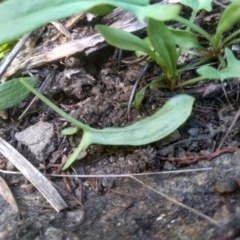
left=20, top=78, right=194, bottom=170
left=96, top=0, right=240, bottom=108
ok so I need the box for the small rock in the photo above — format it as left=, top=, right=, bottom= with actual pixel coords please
left=35, top=227, right=78, bottom=240
left=15, top=122, right=55, bottom=161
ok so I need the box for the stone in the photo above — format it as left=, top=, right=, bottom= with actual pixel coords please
left=15, top=122, right=55, bottom=161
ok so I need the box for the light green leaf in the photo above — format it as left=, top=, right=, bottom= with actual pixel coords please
left=213, top=0, right=240, bottom=46
left=20, top=79, right=194, bottom=170
left=197, top=48, right=240, bottom=81
left=0, top=0, right=180, bottom=45
left=62, top=127, right=79, bottom=135
left=0, top=77, right=37, bottom=111
left=137, top=4, right=180, bottom=22
left=170, top=28, right=204, bottom=49
left=177, top=0, right=212, bottom=12
left=148, top=19, right=178, bottom=79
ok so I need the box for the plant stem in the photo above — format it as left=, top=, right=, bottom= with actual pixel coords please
left=174, top=16, right=212, bottom=42
left=20, top=79, right=92, bottom=131
left=217, top=53, right=226, bottom=68
left=225, top=38, right=240, bottom=47
left=178, top=58, right=209, bottom=72
left=222, top=29, right=240, bottom=46
left=181, top=50, right=206, bottom=57
left=176, top=76, right=206, bottom=88
left=186, top=10, right=197, bottom=32
left=62, top=138, right=88, bottom=170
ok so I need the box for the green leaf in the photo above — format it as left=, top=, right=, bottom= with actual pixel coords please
left=62, top=127, right=79, bottom=135
left=88, top=5, right=115, bottom=16
left=148, top=19, right=178, bottom=79
left=137, top=4, right=180, bottom=22
left=176, top=0, right=212, bottom=12
left=197, top=48, right=240, bottom=81
left=96, top=25, right=159, bottom=61
left=20, top=79, right=194, bottom=170
left=133, top=84, right=149, bottom=109
left=0, top=0, right=180, bottom=45
left=0, top=77, right=37, bottom=111
left=213, top=0, right=240, bottom=46
left=170, top=28, right=204, bottom=49
left=135, top=37, right=153, bottom=57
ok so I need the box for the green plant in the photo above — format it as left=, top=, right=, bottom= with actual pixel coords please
left=0, top=77, right=37, bottom=110
left=19, top=79, right=194, bottom=170
left=0, top=0, right=194, bottom=170
left=0, top=42, right=16, bottom=60
left=96, top=0, right=240, bottom=108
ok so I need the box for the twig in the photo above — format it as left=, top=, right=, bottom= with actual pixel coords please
left=158, top=146, right=238, bottom=165
left=50, top=21, right=72, bottom=40
left=127, top=63, right=149, bottom=117
left=0, top=168, right=213, bottom=177
left=130, top=175, right=219, bottom=226
left=0, top=33, right=31, bottom=80
left=121, top=55, right=148, bottom=65
left=217, top=108, right=240, bottom=150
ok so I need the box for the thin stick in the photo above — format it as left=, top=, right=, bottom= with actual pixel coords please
left=0, top=33, right=31, bottom=80
left=217, top=107, right=240, bottom=150
left=0, top=168, right=212, bottom=177
left=130, top=175, right=220, bottom=226
left=127, top=63, right=149, bottom=117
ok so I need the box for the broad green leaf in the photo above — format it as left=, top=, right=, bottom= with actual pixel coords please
left=20, top=79, right=194, bottom=170
left=0, top=0, right=180, bottom=45
left=148, top=19, right=178, bottom=79
left=0, top=77, right=37, bottom=111
left=170, top=28, right=204, bottom=49
left=176, top=0, right=212, bottom=12
left=96, top=25, right=160, bottom=62
left=197, top=48, right=240, bottom=81
left=213, top=0, right=240, bottom=46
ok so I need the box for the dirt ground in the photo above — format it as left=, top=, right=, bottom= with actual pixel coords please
left=1, top=1, right=240, bottom=239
